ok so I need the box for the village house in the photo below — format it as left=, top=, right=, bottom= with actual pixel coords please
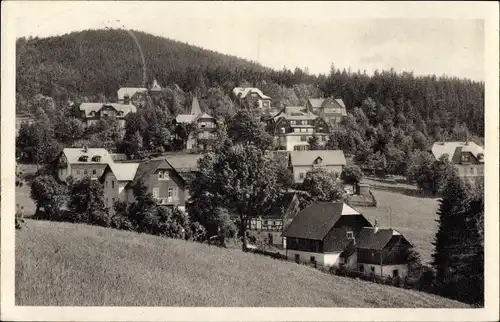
left=246, top=191, right=300, bottom=248
left=283, top=202, right=373, bottom=266
left=54, top=147, right=114, bottom=182
left=15, top=112, right=35, bottom=136
left=174, top=97, right=217, bottom=150
left=343, top=224, right=414, bottom=278
left=431, top=141, right=484, bottom=187
left=306, top=98, right=347, bottom=125
left=289, top=150, right=346, bottom=183
left=101, top=159, right=189, bottom=211
left=79, top=102, right=137, bottom=129
left=232, top=87, right=272, bottom=109
left=265, top=105, right=330, bottom=151
left=117, top=87, right=147, bottom=107
left=116, top=79, right=163, bottom=107
left=282, top=202, right=414, bottom=278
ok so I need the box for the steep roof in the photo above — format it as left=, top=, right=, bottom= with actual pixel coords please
left=283, top=202, right=362, bottom=240
left=108, top=162, right=140, bottom=181
left=290, top=150, right=346, bottom=167
left=431, top=141, right=484, bottom=163
left=129, top=159, right=169, bottom=186
left=190, top=97, right=202, bottom=115
left=354, top=227, right=412, bottom=250
left=79, top=103, right=137, bottom=117
left=117, top=87, right=147, bottom=101
left=150, top=79, right=162, bottom=92
left=273, top=106, right=318, bottom=121
left=232, top=87, right=271, bottom=99
left=62, top=148, right=113, bottom=165
left=165, top=154, right=203, bottom=172
left=175, top=114, right=197, bottom=124
left=307, top=98, right=325, bottom=109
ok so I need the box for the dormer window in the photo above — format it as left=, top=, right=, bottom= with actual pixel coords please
left=91, top=155, right=102, bottom=162
left=78, top=155, right=89, bottom=162
left=314, top=157, right=323, bottom=165
left=347, top=231, right=354, bottom=239
left=280, top=127, right=286, bottom=134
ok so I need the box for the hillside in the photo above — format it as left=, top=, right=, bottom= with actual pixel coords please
left=16, top=29, right=269, bottom=103
left=16, top=220, right=468, bottom=307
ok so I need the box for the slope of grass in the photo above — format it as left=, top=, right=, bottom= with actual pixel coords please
left=357, top=189, right=440, bottom=265
left=15, top=164, right=38, bottom=216
left=16, top=220, right=467, bottom=307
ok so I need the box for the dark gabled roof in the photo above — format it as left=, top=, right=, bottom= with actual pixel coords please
left=354, top=227, right=412, bottom=251
left=262, top=192, right=297, bottom=219
left=129, top=159, right=169, bottom=186
left=283, top=202, right=346, bottom=240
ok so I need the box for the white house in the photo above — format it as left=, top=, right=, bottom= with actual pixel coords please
left=232, top=87, right=272, bottom=109
left=54, top=147, right=114, bottom=183
left=101, top=162, right=140, bottom=208
left=289, top=150, right=346, bottom=183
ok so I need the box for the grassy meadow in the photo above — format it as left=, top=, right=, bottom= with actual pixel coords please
left=357, top=189, right=440, bottom=264
left=15, top=164, right=38, bottom=216
left=15, top=220, right=467, bottom=307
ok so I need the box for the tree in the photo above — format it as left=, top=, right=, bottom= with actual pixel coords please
left=341, top=165, right=363, bottom=191
left=301, top=168, right=344, bottom=203
left=227, top=110, right=273, bottom=150
left=69, top=177, right=107, bottom=225
left=432, top=172, right=484, bottom=305
left=54, top=117, right=85, bottom=146
left=307, top=134, right=320, bottom=150
left=30, top=175, right=68, bottom=219
left=189, top=144, right=281, bottom=250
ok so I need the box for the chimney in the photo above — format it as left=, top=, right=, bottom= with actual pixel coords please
left=374, top=220, right=379, bottom=234
left=83, top=145, right=88, bottom=153
left=124, top=94, right=130, bottom=105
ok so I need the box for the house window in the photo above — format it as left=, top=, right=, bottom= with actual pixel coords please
left=153, top=188, right=159, bottom=199
left=301, top=120, right=306, bottom=125
left=92, top=169, right=97, bottom=175
left=318, top=127, right=324, bottom=132
left=111, top=181, right=115, bottom=188
left=470, top=167, right=474, bottom=175
left=293, top=128, right=299, bottom=133
left=307, top=128, right=313, bottom=133
left=371, top=267, right=375, bottom=273
left=84, top=170, right=88, bottom=175
left=290, top=120, right=296, bottom=125
left=393, top=269, right=399, bottom=277
left=310, top=256, right=316, bottom=263
left=359, top=264, right=364, bottom=272
left=280, top=127, right=285, bottom=134
left=347, top=231, right=354, bottom=239
left=294, top=254, right=300, bottom=263
left=299, top=172, right=305, bottom=180
left=301, top=136, right=307, bottom=142
left=300, top=128, right=306, bottom=133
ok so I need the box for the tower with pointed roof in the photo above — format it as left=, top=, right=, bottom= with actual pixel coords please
left=149, top=79, right=163, bottom=97
left=190, top=97, right=202, bottom=116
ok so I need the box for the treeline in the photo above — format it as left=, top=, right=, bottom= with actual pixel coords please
left=16, top=29, right=484, bottom=138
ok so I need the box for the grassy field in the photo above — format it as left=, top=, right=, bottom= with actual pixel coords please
left=357, top=189, right=440, bottom=265
left=15, top=220, right=467, bottom=307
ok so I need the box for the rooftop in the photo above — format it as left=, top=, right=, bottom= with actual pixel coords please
left=290, top=150, right=346, bottom=166
left=62, top=148, right=113, bottom=165
left=431, top=141, right=484, bottom=163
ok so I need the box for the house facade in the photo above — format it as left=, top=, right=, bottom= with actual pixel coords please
left=265, top=106, right=330, bottom=151
left=246, top=192, right=301, bottom=247
left=79, top=102, right=137, bottom=129
left=283, top=203, right=414, bottom=278
left=283, top=202, right=373, bottom=266
left=232, top=87, right=272, bottom=109
left=431, top=141, right=484, bottom=187
left=54, top=147, right=114, bottom=182
left=289, top=150, right=346, bottom=183
left=343, top=226, right=413, bottom=278
left=306, top=98, right=347, bottom=125
left=101, top=159, right=189, bottom=211
left=175, top=97, right=217, bottom=150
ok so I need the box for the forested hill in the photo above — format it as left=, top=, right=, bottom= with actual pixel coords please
left=16, top=29, right=270, bottom=101
left=16, top=29, right=484, bottom=137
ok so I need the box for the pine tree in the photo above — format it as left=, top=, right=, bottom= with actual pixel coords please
left=431, top=171, right=484, bottom=304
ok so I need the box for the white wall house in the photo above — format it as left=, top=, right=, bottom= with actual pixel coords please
left=289, top=150, right=346, bottom=183
left=55, top=147, right=114, bottom=183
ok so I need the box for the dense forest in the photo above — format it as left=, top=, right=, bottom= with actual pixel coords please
left=16, top=29, right=484, bottom=138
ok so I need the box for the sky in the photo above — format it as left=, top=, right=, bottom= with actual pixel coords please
left=9, top=1, right=486, bottom=81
